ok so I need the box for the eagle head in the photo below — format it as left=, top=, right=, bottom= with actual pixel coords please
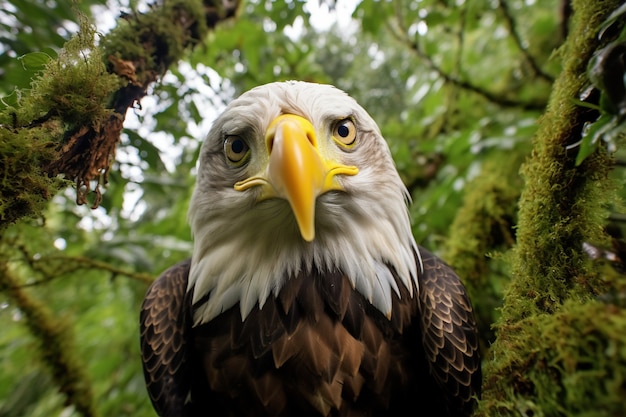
left=187, top=81, right=420, bottom=324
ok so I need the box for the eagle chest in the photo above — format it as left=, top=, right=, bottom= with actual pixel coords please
left=190, top=270, right=421, bottom=416
left=141, top=82, right=481, bottom=417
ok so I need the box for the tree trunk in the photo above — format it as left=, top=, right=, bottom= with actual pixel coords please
left=478, top=1, right=626, bottom=415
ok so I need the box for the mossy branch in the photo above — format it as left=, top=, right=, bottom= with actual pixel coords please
left=13, top=251, right=155, bottom=288
left=443, top=159, right=522, bottom=351
left=0, top=0, right=239, bottom=229
left=0, top=263, right=97, bottom=417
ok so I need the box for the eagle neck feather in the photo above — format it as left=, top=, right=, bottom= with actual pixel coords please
left=187, top=81, right=421, bottom=326
left=188, top=188, right=419, bottom=326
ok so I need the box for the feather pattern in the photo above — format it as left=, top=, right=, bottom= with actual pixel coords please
left=187, top=82, right=418, bottom=325
left=139, top=260, right=192, bottom=415
left=418, top=249, right=481, bottom=412
left=140, top=81, right=481, bottom=416
left=141, top=247, right=480, bottom=416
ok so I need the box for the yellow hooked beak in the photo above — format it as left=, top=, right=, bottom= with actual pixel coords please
left=234, top=114, right=358, bottom=242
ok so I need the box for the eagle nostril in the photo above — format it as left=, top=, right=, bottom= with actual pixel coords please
left=266, top=134, right=274, bottom=154
left=306, top=131, right=315, bottom=146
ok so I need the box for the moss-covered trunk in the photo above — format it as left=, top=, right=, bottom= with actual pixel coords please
left=477, top=1, right=626, bottom=415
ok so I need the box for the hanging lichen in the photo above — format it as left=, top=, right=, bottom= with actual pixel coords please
left=0, top=0, right=240, bottom=229
left=0, top=14, right=121, bottom=226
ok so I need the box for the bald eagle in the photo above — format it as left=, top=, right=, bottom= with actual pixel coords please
left=140, top=81, right=481, bottom=416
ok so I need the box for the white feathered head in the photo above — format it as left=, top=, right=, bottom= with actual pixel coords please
left=187, top=81, right=420, bottom=324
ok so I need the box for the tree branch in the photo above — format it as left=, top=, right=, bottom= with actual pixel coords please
left=497, top=0, right=555, bottom=83
left=47, top=0, right=239, bottom=206
left=0, top=263, right=97, bottom=417
left=0, top=1, right=240, bottom=230
left=386, top=11, right=547, bottom=111
left=11, top=250, right=155, bottom=288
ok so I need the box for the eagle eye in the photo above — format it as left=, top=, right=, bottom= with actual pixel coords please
left=332, top=119, right=357, bottom=148
left=224, top=136, right=250, bottom=165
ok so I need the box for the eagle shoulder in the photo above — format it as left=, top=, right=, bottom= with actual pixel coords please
left=417, top=247, right=482, bottom=415
left=139, top=259, right=192, bottom=416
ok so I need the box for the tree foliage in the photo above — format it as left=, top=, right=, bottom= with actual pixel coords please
left=1, top=0, right=626, bottom=416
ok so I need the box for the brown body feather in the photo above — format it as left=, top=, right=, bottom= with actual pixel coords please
left=141, top=80, right=480, bottom=417
left=140, top=247, right=481, bottom=416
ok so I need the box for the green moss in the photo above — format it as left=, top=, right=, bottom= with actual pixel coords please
left=0, top=127, right=64, bottom=226
left=0, top=253, right=97, bottom=417
left=101, top=0, right=209, bottom=86
left=478, top=301, right=626, bottom=417
left=500, top=0, right=619, bottom=323
left=0, top=15, right=120, bottom=227
left=444, top=157, right=522, bottom=348
left=478, top=0, right=626, bottom=415
left=6, top=16, right=121, bottom=129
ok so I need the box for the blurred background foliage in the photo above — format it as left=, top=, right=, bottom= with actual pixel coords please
left=1, top=0, right=622, bottom=416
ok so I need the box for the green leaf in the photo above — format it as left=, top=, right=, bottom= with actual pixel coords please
left=598, top=2, right=626, bottom=40
left=17, top=51, right=53, bottom=70
left=574, top=113, right=614, bottom=166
